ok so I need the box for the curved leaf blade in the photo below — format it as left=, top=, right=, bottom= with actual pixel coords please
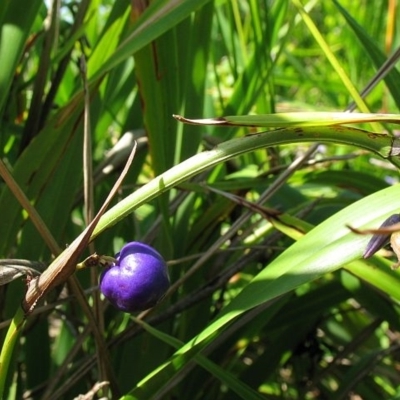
left=126, top=183, right=400, bottom=397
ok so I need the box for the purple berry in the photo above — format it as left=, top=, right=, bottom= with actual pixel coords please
left=99, top=242, right=170, bottom=312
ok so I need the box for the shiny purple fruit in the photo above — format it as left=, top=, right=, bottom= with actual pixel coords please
left=99, top=242, right=170, bottom=312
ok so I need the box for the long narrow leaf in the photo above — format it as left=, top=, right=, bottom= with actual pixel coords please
left=128, top=318, right=265, bottom=400
left=92, top=124, right=400, bottom=239
left=126, top=183, right=400, bottom=396
left=174, top=112, right=400, bottom=128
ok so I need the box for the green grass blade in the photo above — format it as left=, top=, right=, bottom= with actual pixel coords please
left=291, top=0, right=372, bottom=116
left=176, top=111, right=400, bottom=127
left=92, top=124, right=399, bottom=239
left=0, top=307, right=25, bottom=399
left=344, top=258, right=400, bottom=303
left=333, top=0, right=400, bottom=109
left=215, top=184, right=400, bottom=324
left=89, top=0, right=213, bottom=82
left=117, top=184, right=400, bottom=397
left=128, top=317, right=265, bottom=400
left=0, top=0, right=42, bottom=114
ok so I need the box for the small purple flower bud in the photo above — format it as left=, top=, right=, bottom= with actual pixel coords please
left=363, top=214, right=400, bottom=259
left=99, top=242, right=170, bottom=312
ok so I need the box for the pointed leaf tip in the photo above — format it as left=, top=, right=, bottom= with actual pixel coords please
left=173, top=115, right=228, bottom=125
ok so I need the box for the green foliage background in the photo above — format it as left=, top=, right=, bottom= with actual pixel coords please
left=1, top=0, right=400, bottom=399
